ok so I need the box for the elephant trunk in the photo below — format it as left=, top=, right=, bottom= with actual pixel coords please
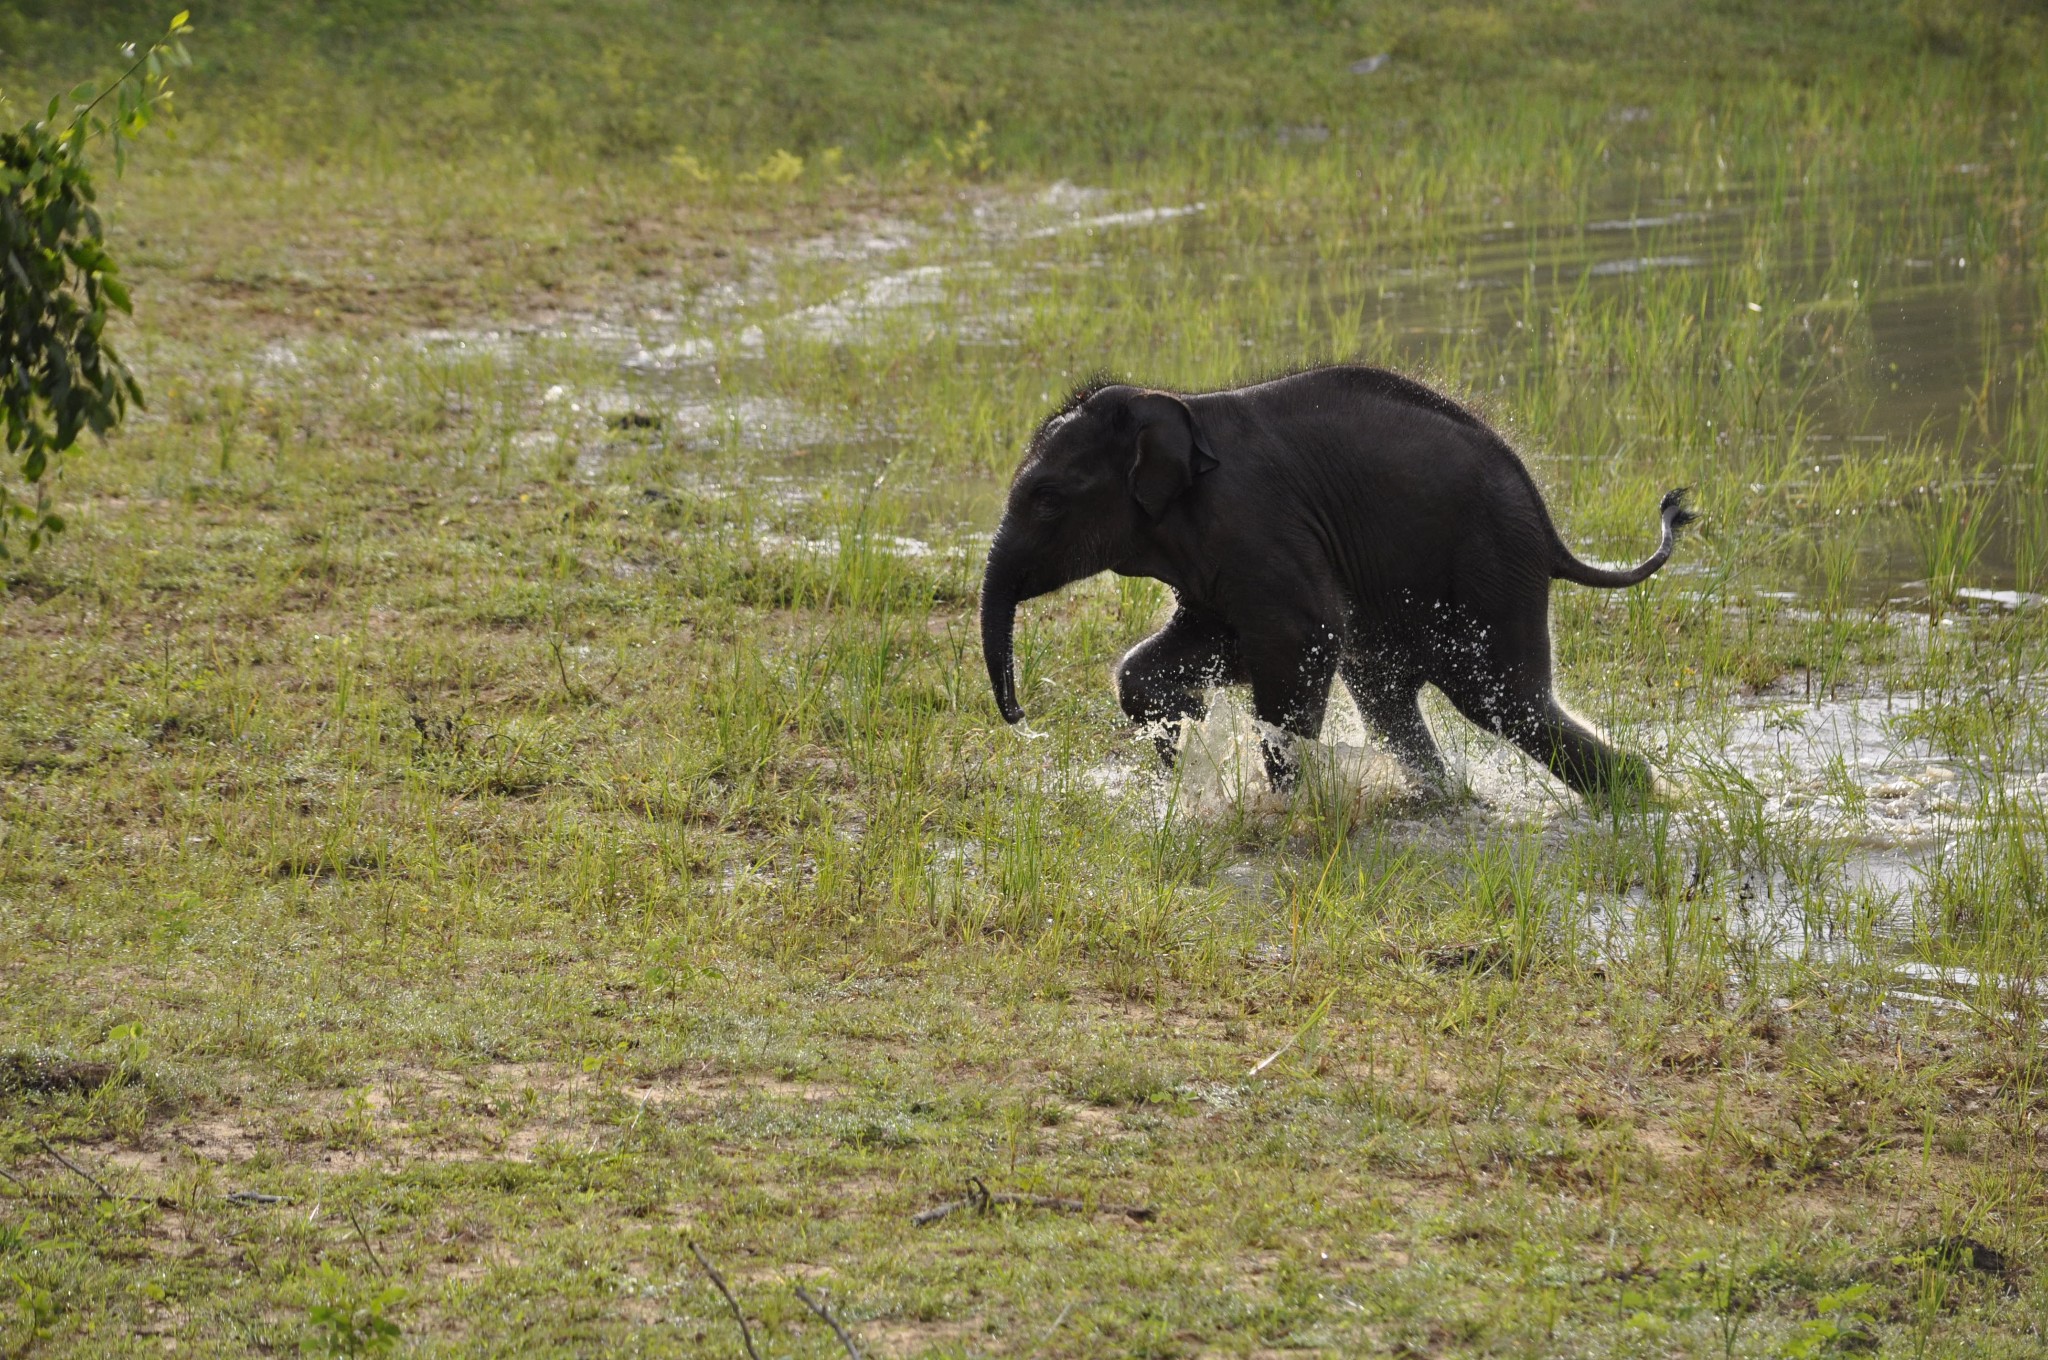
left=980, top=539, right=1027, bottom=725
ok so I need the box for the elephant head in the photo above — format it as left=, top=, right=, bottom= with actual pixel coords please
left=980, top=383, right=1219, bottom=724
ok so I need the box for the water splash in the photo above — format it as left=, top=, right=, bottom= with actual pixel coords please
left=1167, top=691, right=1413, bottom=821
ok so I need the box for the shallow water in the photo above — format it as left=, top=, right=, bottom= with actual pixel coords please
left=402, top=168, right=2042, bottom=993
left=1151, top=671, right=1988, bottom=844
left=494, top=164, right=2039, bottom=591
left=1110, top=658, right=2048, bottom=987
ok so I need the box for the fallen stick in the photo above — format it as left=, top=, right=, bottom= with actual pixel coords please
left=1247, top=987, right=1336, bottom=1078
left=688, top=1240, right=763, bottom=1360
left=6, top=1147, right=171, bottom=1209
left=33, top=1134, right=116, bottom=1201
left=913, top=1178, right=1156, bottom=1226
left=344, top=1203, right=389, bottom=1278
left=794, top=1283, right=863, bottom=1360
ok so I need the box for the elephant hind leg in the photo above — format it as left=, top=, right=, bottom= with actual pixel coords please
left=1116, top=606, right=1245, bottom=765
left=1517, top=697, right=1651, bottom=801
left=1440, top=669, right=1650, bottom=801
left=1340, top=652, right=1446, bottom=789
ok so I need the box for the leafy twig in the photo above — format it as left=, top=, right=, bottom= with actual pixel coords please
left=0, top=12, right=192, bottom=557
left=688, top=1240, right=762, bottom=1360
left=67, top=13, right=186, bottom=135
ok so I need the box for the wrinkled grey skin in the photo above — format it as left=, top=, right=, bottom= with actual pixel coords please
left=979, top=366, right=1697, bottom=800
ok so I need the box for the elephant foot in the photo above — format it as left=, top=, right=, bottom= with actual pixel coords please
left=1396, top=767, right=1460, bottom=809
left=1259, top=736, right=1301, bottom=793
left=1571, top=752, right=1663, bottom=810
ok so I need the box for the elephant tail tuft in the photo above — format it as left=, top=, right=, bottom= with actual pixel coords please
left=1551, top=488, right=1697, bottom=589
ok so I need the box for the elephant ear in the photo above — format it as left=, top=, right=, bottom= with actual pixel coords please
left=1126, top=391, right=1219, bottom=520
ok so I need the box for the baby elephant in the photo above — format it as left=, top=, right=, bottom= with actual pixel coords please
left=979, top=366, right=1696, bottom=800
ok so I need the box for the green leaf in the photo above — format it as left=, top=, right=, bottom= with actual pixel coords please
left=1816, top=1283, right=1874, bottom=1313
left=0, top=25, right=184, bottom=557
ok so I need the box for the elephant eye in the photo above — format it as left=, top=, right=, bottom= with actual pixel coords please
left=1029, top=484, right=1066, bottom=518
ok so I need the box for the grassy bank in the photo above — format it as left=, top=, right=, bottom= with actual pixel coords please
left=14, top=1, right=2038, bottom=173
left=3, top=2, right=2048, bottom=1356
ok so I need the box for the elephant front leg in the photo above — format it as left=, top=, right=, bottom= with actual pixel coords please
left=1340, top=652, right=1448, bottom=791
left=1243, top=622, right=1343, bottom=791
left=1115, top=606, right=1245, bottom=765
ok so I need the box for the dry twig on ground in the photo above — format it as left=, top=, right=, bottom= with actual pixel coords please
left=795, top=1283, right=863, bottom=1360
left=688, top=1240, right=763, bottom=1360
left=912, top=1176, right=1156, bottom=1226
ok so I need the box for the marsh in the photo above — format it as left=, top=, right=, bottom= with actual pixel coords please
left=2, top=2, right=2045, bottom=1353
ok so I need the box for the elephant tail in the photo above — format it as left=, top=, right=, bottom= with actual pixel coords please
left=1550, top=488, right=1698, bottom=589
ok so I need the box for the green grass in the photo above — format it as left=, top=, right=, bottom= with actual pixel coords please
left=13, top=0, right=2038, bottom=172
left=4, top=1, right=2048, bottom=1355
